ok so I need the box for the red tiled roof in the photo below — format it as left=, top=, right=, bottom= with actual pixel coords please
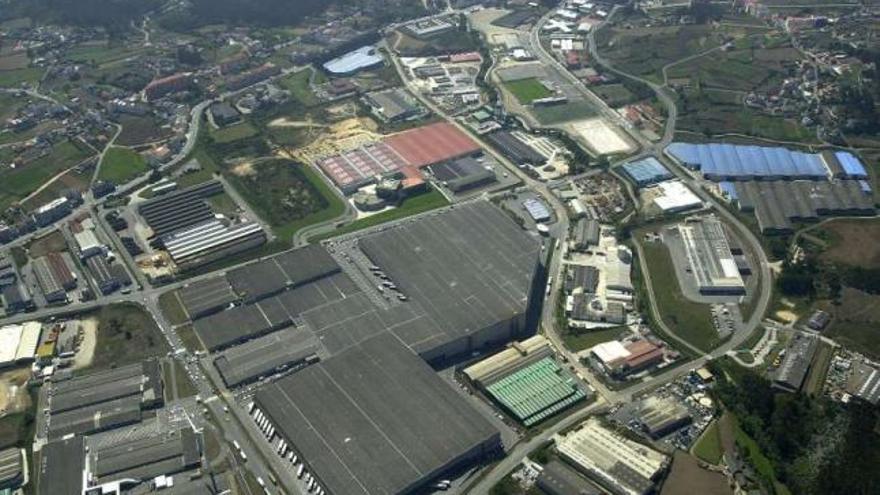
left=384, top=122, right=480, bottom=169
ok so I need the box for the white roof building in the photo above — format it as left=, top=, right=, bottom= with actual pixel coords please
left=590, top=341, right=630, bottom=365
left=652, top=180, right=702, bottom=213
left=0, top=321, right=41, bottom=365
left=74, top=229, right=105, bottom=258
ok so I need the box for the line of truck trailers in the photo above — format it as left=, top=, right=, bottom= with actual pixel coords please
left=240, top=401, right=453, bottom=494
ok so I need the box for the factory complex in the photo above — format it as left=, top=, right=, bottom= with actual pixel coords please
left=464, top=335, right=589, bottom=426
left=316, top=121, right=483, bottom=194
left=665, top=142, right=876, bottom=233
left=554, top=419, right=669, bottom=495
left=677, top=216, right=745, bottom=295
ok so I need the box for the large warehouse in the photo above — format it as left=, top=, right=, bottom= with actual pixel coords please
left=254, top=333, right=501, bottom=495
left=665, top=142, right=833, bottom=180
left=621, top=157, right=674, bottom=187
left=677, top=216, right=745, bottom=295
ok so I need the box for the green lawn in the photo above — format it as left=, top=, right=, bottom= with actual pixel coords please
left=0, top=67, right=44, bottom=87
left=67, top=43, right=147, bottom=66
left=0, top=140, right=93, bottom=210
left=98, top=146, right=150, bottom=184
left=639, top=240, right=720, bottom=352
left=176, top=324, right=205, bottom=353
left=318, top=189, right=449, bottom=240
left=561, top=326, right=628, bottom=352
left=505, top=78, right=553, bottom=104
left=692, top=420, right=724, bottom=465
left=158, top=290, right=190, bottom=326
left=277, top=68, right=320, bottom=107
left=210, top=121, right=258, bottom=143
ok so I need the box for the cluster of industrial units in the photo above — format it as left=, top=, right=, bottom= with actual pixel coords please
left=135, top=180, right=267, bottom=274
left=168, top=202, right=554, bottom=494
left=665, top=142, right=876, bottom=233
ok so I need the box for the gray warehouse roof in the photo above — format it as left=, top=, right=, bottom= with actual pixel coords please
left=214, top=329, right=319, bottom=387
left=255, top=333, right=500, bottom=495
left=38, top=436, right=85, bottom=495
left=0, top=447, right=22, bottom=489
left=92, top=427, right=201, bottom=484
left=178, top=277, right=239, bottom=319
left=193, top=302, right=291, bottom=351
left=227, top=245, right=340, bottom=302
left=537, top=460, right=603, bottom=495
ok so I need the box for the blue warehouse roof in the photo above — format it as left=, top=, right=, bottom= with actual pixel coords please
left=620, top=157, right=673, bottom=186
left=666, top=142, right=830, bottom=180
left=835, top=151, right=868, bottom=179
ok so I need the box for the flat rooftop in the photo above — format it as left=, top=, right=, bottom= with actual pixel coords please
left=178, top=275, right=238, bottom=318
left=38, top=436, right=85, bottom=495
left=91, top=427, right=201, bottom=484
left=214, top=329, right=319, bottom=387
left=255, top=333, right=499, bottom=495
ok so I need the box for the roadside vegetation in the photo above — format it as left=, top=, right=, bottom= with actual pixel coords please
left=316, top=188, right=448, bottom=241
left=86, top=303, right=170, bottom=371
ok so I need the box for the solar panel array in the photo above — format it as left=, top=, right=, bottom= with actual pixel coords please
left=667, top=143, right=829, bottom=180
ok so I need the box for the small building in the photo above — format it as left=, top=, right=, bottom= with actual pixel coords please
left=74, top=229, right=105, bottom=259
left=210, top=102, right=240, bottom=127
left=573, top=218, right=600, bottom=251
left=523, top=198, right=552, bottom=223
left=773, top=332, right=818, bottom=393
left=652, top=180, right=702, bottom=213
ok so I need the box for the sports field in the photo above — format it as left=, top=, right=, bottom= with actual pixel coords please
left=504, top=77, right=553, bottom=104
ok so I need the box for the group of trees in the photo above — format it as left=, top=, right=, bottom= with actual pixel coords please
left=709, top=360, right=880, bottom=495
left=4, top=0, right=162, bottom=35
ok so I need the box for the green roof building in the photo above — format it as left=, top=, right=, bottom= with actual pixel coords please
left=485, top=357, right=587, bottom=426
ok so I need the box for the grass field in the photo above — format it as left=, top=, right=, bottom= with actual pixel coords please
left=639, top=240, right=720, bottom=352
left=210, top=121, right=259, bottom=143
left=692, top=420, right=724, bottom=465
left=163, top=358, right=197, bottom=400
left=21, top=167, right=91, bottom=211
left=67, top=43, right=147, bottom=67
left=504, top=77, right=553, bottom=104
left=0, top=140, right=93, bottom=211
left=561, top=326, right=628, bottom=352
left=176, top=324, right=205, bottom=353
left=597, top=25, right=722, bottom=82
left=226, top=159, right=346, bottom=241
left=660, top=452, right=730, bottom=495
left=817, top=218, right=880, bottom=269
left=0, top=67, right=44, bottom=87
left=277, top=68, right=320, bottom=107
left=88, top=303, right=170, bottom=371
left=592, top=83, right=638, bottom=107
left=158, top=290, right=189, bottom=326
left=98, top=146, right=150, bottom=184
left=533, top=100, right=597, bottom=125
left=822, top=288, right=880, bottom=359
left=115, top=115, right=174, bottom=146
left=319, top=188, right=449, bottom=240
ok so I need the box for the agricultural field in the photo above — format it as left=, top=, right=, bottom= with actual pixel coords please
left=504, top=77, right=553, bottom=104
left=20, top=167, right=91, bottom=211
left=66, top=42, right=149, bottom=67
left=98, top=146, right=150, bottom=184
left=592, top=83, right=638, bottom=108
left=115, top=115, right=174, bottom=146
left=225, top=159, right=345, bottom=240
left=820, top=288, right=880, bottom=360
left=0, top=66, right=44, bottom=87
left=0, top=139, right=93, bottom=210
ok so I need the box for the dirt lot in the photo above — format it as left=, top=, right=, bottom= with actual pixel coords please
left=0, top=368, right=31, bottom=416
left=661, top=452, right=731, bottom=495
left=72, top=317, right=98, bottom=370
left=819, top=218, right=880, bottom=269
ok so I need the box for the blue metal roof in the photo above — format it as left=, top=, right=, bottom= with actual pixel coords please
left=666, top=142, right=829, bottom=180
left=523, top=198, right=551, bottom=221
left=835, top=151, right=868, bottom=178
left=620, top=157, right=673, bottom=186
left=719, top=181, right=738, bottom=200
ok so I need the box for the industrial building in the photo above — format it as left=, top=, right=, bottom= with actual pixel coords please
left=1, top=282, right=33, bottom=314
left=178, top=277, right=239, bottom=319
left=590, top=340, right=664, bottom=377
left=32, top=253, right=76, bottom=303
left=463, top=335, right=553, bottom=386
left=621, top=157, right=673, bottom=187
left=569, top=295, right=626, bottom=326
left=846, top=361, right=880, bottom=405
left=85, top=255, right=120, bottom=295
left=651, top=180, right=702, bottom=213
left=820, top=150, right=869, bottom=179
left=429, top=156, right=497, bottom=193
left=137, top=180, right=224, bottom=238
left=634, top=396, right=692, bottom=439
left=537, top=461, right=603, bottom=495
left=363, top=88, right=424, bottom=122
left=227, top=244, right=342, bottom=302
left=0, top=322, right=41, bottom=367
left=32, top=196, right=74, bottom=227
left=254, top=332, right=501, bottom=495
left=73, top=229, right=105, bottom=259
left=564, top=265, right=599, bottom=294
left=573, top=218, right=600, bottom=251
left=484, top=357, right=588, bottom=426
left=773, top=332, right=819, bottom=393
left=677, top=216, right=746, bottom=295
left=38, top=436, right=85, bottom=495
left=733, top=180, right=875, bottom=233
left=0, top=448, right=23, bottom=491
left=44, top=360, right=163, bottom=439
left=214, top=329, right=319, bottom=387
left=193, top=299, right=294, bottom=351
left=323, top=45, right=385, bottom=75
left=555, top=419, right=669, bottom=495
left=85, top=427, right=201, bottom=486
left=523, top=197, right=552, bottom=223
left=162, top=219, right=266, bottom=271
left=485, top=130, right=546, bottom=166
left=666, top=142, right=834, bottom=181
